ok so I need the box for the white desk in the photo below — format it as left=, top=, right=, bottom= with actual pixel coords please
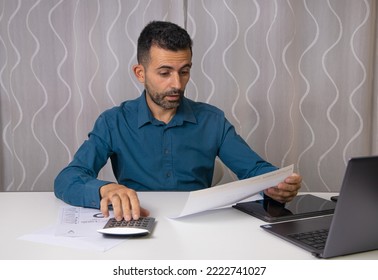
left=0, top=191, right=377, bottom=260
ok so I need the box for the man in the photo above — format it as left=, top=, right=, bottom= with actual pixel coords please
left=54, top=21, right=301, bottom=222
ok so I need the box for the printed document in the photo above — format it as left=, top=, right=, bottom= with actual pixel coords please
left=55, top=206, right=110, bottom=237
left=19, top=207, right=124, bottom=252
left=172, top=165, right=294, bottom=218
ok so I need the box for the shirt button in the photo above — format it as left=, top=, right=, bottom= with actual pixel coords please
left=164, top=149, right=169, bottom=154
left=166, top=172, right=171, bottom=177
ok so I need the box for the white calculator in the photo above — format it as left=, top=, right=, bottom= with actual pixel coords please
left=98, top=217, right=155, bottom=236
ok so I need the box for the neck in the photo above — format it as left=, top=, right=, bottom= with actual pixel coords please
left=153, top=109, right=176, bottom=124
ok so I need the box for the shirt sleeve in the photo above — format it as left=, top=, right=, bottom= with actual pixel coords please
left=54, top=115, right=114, bottom=209
left=217, top=118, right=278, bottom=179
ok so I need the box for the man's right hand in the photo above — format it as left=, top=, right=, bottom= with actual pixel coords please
left=99, top=183, right=150, bottom=221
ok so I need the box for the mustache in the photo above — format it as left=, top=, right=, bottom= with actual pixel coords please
left=164, top=89, right=184, bottom=96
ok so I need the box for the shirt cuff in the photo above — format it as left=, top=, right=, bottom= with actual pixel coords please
left=84, top=179, right=113, bottom=209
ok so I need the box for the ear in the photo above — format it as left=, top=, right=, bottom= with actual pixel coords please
left=133, top=64, right=145, bottom=83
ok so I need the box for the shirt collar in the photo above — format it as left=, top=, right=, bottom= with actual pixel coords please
left=137, top=91, right=197, bottom=128
left=137, top=92, right=154, bottom=128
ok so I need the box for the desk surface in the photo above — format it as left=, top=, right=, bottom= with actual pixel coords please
left=1, top=191, right=377, bottom=260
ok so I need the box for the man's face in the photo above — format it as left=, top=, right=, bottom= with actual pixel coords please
left=142, top=46, right=192, bottom=110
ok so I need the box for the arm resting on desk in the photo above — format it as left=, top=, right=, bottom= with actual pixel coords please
left=54, top=166, right=112, bottom=209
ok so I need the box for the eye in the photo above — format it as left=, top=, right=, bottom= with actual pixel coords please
left=180, top=68, right=190, bottom=76
left=159, top=71, right=171, bottom=77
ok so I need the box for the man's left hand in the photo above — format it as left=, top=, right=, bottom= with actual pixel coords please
left=264, top=173, right=302, bottom=203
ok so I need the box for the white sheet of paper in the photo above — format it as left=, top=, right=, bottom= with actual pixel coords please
left=55, top=206, right=111, bottom=237
left=19, top=225, right=124, bottom=252
left=18, top=206, right=124, bottom=252
left=171, top=165, right=294, bottom=218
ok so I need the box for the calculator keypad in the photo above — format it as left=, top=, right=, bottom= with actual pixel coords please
left=102, top=217, right=155, bottom=234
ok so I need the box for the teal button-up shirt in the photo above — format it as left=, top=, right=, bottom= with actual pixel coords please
left=54, top=92, right=277, bottom=208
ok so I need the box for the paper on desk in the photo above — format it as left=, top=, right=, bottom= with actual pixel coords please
left=171, top=165, right=294, bottom=218
left=19, top=224, right=124, bottom=252
left=55, top=206, right=110, bottom=237
left=18, top=206, right=124, bottom=252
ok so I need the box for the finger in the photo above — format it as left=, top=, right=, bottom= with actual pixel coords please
left=110, top=194, right=125, bottom=221
left=100, top=197, right=110, bottom=218
left=122, top=190, right=144, bottom=221
left=264, top=189, right=285, bottom=203
left=124, top=189, right=141, bottom=220
left=285, top=173, right=302, bottom=184
left=277, top=182, right=295, bottom=192
left=278, top=179, right=301, bottom=192
left=278, top=184, right=299, bottom=198
left=264, top=187, right=297, bottom=203
left=140, top=207, right=150, bottom=217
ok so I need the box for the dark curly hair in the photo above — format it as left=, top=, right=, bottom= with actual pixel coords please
left=137, top=21, right=192, bottom=66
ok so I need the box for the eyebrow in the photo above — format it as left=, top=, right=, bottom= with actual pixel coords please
left=157, top=63, right=192, bottom=70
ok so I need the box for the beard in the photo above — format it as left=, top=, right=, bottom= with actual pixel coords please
left=145, top=85, right=185, bottom=110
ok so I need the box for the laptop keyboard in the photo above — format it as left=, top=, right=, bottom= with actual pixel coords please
left=288, top=229, right=329, bottom=250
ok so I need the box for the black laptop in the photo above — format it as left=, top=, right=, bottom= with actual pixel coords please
left=261, top=156, right=378, bottom=258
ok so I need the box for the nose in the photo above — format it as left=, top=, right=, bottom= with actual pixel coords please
left=170, top=73, right=182, bottom=90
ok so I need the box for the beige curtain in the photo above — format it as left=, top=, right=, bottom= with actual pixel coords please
left=1, top=0, right=377, bottom=192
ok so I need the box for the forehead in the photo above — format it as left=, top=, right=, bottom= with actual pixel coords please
left=148, top=46, right=192, bottom=68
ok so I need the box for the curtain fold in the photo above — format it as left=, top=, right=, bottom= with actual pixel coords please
left=1, top=0, right=377, bottom=192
